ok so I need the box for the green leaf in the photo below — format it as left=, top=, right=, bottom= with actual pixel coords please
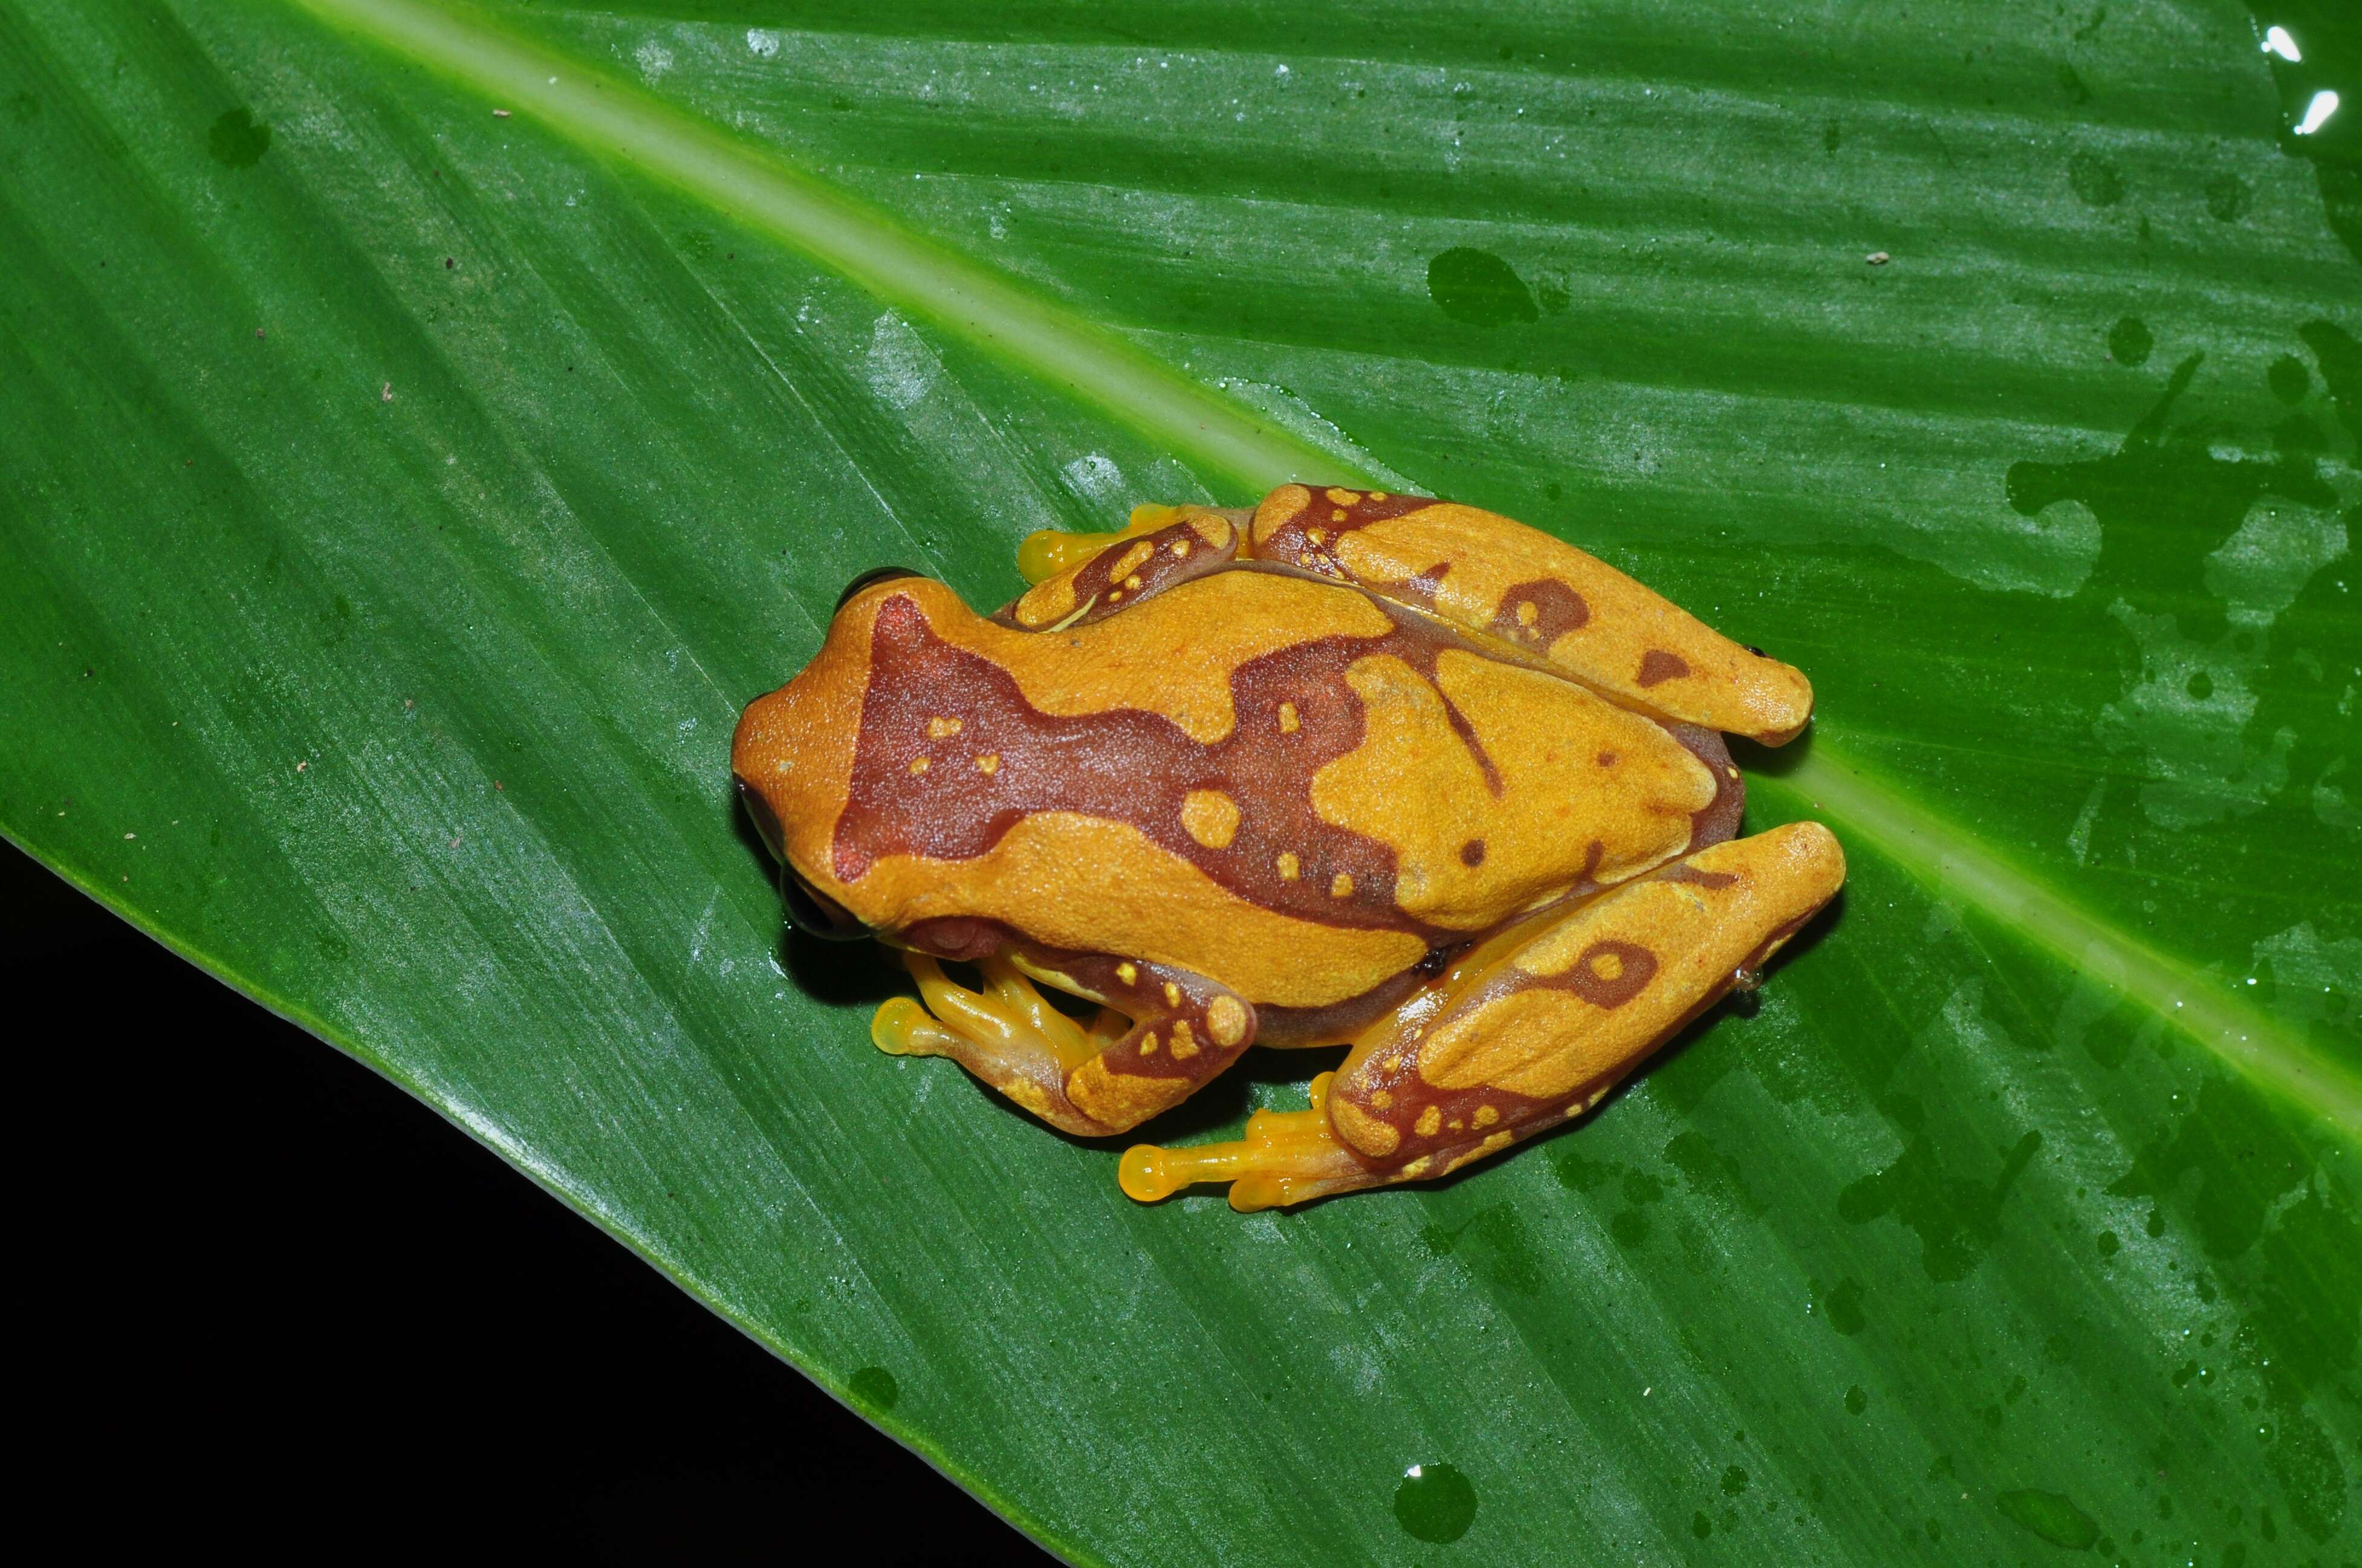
left=5, top=0, right=2358, bottom=1560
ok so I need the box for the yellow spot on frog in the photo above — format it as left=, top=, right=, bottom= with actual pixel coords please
left=1371, top=1089, right=1394, bottom=1109
left=1332, top=1095, right=1400, bottom=1156
left=1591, top=950, right=1624, bottom=981
left=976, top=754, right=1000, bottom=774
left=1331, top=508, right=1347, bottom=523
left=1108, top=540, right=1155, bottom=582
left=1416, top=1106, right=1442, bottom=1136
left=1181, top=789, right=1241, bottom=850
left=1473, top=1104, right=1499, bottom=1128
left=1138, top=1031, right=1159, bottom=1056
left=908, top=756, right=930, bottom=776
left=1206, top=994, right=1250, bottom=1047
left=1369, top=490, right=1389, bottom=501
left=1170, top=539, right=1192, bottom=558
left=1448, top=1117, right=1464, bottom=1132
left=1004, top=1079, right=1054, bottom=1118
left=1013, top=570, right=1079, bottom=629
left=1401, top=1155, right=1433, bottom=1178
left=1325, top=488, right=1360, bottom=507
left=1277, top=851, right=1300, bottom=881
left=1330, top=872, right=1354, bottom=898
left=1169, top=1019, right=1199, bottom=1060
left=1124, top=574, right=1143, bottom=591
left=1516, top=600, right=1539, bottom=627
left=1163, top=980, right=1182, bottom=1007
left=1117, top=961, right=1138, bottom=985
left=927, top=715, right=963, bottom=739
left=1481, top=1130, right=1512, bottom=1153
left=1308, top=528, right=1328, bottom=546
left=1277, top=702, right=1300, bottom=734
left=1380, top=1054, right=1403, bottom=1074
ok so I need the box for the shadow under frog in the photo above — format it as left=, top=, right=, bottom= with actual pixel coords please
left=2005, top=326, right=2358, bottom=830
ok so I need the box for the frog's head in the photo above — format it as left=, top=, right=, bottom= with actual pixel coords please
left=732, top=566, right=941, bottom=942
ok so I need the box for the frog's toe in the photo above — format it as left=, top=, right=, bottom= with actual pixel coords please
left=871, top=995, right=955, bottom=1056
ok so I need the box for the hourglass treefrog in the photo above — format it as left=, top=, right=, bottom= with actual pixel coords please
left=732, top=486, right=1842, bottom=1209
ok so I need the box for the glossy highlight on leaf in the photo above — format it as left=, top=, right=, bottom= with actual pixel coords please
left=2, top=1, right=2358, bottom=1563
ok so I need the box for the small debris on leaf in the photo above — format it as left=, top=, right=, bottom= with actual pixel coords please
left=1866, top=250, right=1891, bottom=265
left=492, top=108, right=511, bottom=118
left=380, top=381, right=394, bottom=403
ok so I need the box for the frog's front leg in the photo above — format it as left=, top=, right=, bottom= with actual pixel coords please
left=995, top=505, right=1247, bottom=631
left=1244, top=485, right=1815, bottom=745
left=872, top=945, right=1256, bottom=1137
left=1123, top=821, right=1842, bottom=1210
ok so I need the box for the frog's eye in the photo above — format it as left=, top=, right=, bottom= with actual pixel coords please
left=836, top=566, right=922, bottom=611
left=783, top=867, right=869, bottom=942
left=734, top=773, right=787, bottom=861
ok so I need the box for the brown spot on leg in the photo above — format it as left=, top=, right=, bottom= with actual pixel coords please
left=1636, top=649, right=1691, bottom=687
left=1459, top=838, right=1486, bottom=867
left=1488, top=578, right=1590, bottom=650
left=1557, top=941, right=1658, bottom=1008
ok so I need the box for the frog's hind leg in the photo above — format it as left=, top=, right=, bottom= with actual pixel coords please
left=996, top=505, right=1246, bottom=632
left=872, top=950, right=1257, bottom=1138
left=1123, top=821, right=1844, bottom=1210
left=1241, top=485, right=1815, bottom=744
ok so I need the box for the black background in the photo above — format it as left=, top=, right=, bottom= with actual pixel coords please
left=8, top=837, right=1049, bottom=1562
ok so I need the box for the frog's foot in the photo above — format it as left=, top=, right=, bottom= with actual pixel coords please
left=872, top=953, right=1118, bottom=1136
left=1121, top=1073, right=1384, bottom=1212
left=872, top=949, right=1257, bottom=1137
left=997, top=505, right=1245, bottom=632
left=1122, top=821, right=1845, bottom=1208
left=1239, top=485, right=1814, bottom=744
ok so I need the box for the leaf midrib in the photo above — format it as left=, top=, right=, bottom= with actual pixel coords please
left=283, top=0, right=2360, bottom=1137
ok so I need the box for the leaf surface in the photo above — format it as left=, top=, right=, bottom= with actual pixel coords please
left=4, top=1, right=2358, bottom=1560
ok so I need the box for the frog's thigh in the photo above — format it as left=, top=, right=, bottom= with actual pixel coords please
left=872, top=950, right=1256, bottom=1138
left=1245, top=484, right=1814, bottom=745
left=1123, top=821, right=1843, bottom=1210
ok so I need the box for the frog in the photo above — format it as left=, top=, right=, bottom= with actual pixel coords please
left=732, top=484, right=1844, bottom=1210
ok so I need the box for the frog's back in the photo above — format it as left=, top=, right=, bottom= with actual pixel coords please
left=753, top=568, right=1724, bottom=1014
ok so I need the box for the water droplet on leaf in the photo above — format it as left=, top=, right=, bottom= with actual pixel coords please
left=1394, top=1463, right=1478, bottom=1544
